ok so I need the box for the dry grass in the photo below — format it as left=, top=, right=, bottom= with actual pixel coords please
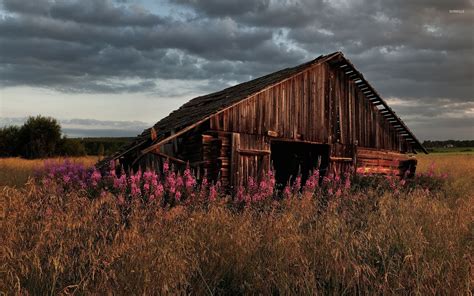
left=417, top=154, right=474, bottom=202
left=0, top=157, right=97, bottom=188
left=1, top=155, right=473, bottom=294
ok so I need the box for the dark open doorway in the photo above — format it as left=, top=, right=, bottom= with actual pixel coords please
left=271, top=141, right=330, bottom=188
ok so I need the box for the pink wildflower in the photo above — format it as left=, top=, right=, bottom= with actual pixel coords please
left=292, top=176, right=301, bottom=194
left=283, top=185, right=291, bottom=198
left=209, top=185, right=217, bottom=201
left=344, top=176, right=351, bottom=190
left=184, top=166, right=196, bottom=189
left=155, top=183, right=164, bottom=199
left=175, top=191, right=182, bottom=201
left=176, top=174, right=184, bottom=188
left=304, top=170, right=319, bottom=192
left=91, top=169, right=102, bottom=187
left=114, top=174, right=127, bottom=191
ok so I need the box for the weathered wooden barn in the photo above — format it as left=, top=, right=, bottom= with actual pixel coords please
left=104, top=51, right=426, bottom=188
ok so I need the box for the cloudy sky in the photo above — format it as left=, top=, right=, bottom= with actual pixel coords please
left=0, top=0, right=473, bottom=139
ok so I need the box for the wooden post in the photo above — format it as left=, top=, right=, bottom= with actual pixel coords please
left=230, top=133, right=240, bottom=189
left=353, top=141, right=358, bottom=173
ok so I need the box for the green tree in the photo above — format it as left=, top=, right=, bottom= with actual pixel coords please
left=0, top=126, right=21, bottom=157
left=57, top=137, right=87, bottom=157
left=18, top=115, right=62, bottom=159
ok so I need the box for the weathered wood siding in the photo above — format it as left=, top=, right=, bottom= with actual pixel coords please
left=210, top=63, right=407, bottom=151
left=230, top=133, right=270, bottom=187
left=201, top=131, right=232, bottom=187
left=208, top=62, right=412, bottom=185
left=356, top=147, right=417, bottom=176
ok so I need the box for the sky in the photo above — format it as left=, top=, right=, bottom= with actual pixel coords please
left=0, top=0, right=473, bottom=140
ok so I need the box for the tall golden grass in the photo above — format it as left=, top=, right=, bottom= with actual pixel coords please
left=0, top=157, right=97, bottom=187
left=1, top=154, right=473, bottom=294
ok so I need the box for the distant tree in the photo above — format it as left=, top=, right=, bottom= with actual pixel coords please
left=98, top=143, right=105, bottom=159
left=0, top=126, right=21, bottom=157
left=18, top=115, right=62, bottom=159
left=423, top=140, right=474, bottom=148
left=57, top=137, right=87, bottom=157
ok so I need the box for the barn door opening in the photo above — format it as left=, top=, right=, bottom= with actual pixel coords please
left=271, top=141, right=330, bottom=188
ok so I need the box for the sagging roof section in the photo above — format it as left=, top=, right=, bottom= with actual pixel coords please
left=107, top=51, right=426, bottom=163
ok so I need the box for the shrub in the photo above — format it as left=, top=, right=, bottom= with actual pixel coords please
left=0, top=125, right=21, bottom=157
left=18, top=115, right=62, bottom=159
left=57, top=137, right=87, bottom=157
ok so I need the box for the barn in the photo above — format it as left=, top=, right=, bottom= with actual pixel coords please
left=103, top=51, right=426, bottom=188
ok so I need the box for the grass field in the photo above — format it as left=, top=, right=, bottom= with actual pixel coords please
left=1, top=154, right=473, bottom=294
left=0, top=156, right=98, bottom=188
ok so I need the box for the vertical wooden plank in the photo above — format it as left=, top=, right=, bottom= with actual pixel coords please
left=230, top=133, right=240, bottom=188
left=319, top=65, right=325, bottom=142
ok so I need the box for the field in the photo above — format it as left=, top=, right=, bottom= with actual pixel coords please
left=0, top=157, right=98, bottom=188
left=1, top=154, right=473, bottom=294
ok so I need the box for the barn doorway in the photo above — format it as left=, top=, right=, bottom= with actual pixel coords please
left=270, top=141, right=330, bottom=188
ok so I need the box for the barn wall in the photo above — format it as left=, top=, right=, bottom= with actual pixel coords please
left=210, top=62, right=407, bottom=152
left=230, top=133, right=271, bottom=187
left=207, top=62, right=412, bottom=185
left=210, top=63, right=330, bottom=143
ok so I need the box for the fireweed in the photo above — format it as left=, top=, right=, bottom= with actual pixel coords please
left=35, top=160, right=449, bottom=208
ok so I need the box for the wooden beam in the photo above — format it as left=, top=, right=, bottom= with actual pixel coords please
left=113, top=139, right=148, bottom=160
left=150, top=150, right=187, bottom=165
left=330, top=156, right=353, bottom=162
left=266, top=130, right=279, bottom=137
left=271, top=138, right=326, bottom=145
left=237, top=148, right=271, bottom=155
left=141, top=118, right=209, bottom=155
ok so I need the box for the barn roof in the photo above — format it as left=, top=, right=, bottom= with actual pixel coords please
left=106, top=51, right=426, bottom=163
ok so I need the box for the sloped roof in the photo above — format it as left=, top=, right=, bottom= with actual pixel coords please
left=105, top=51, right=425, bottom=164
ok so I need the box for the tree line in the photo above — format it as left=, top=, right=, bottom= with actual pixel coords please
left=0, top=115, right=132, bottom=159
left=422, top=140, right=474, bottom=148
